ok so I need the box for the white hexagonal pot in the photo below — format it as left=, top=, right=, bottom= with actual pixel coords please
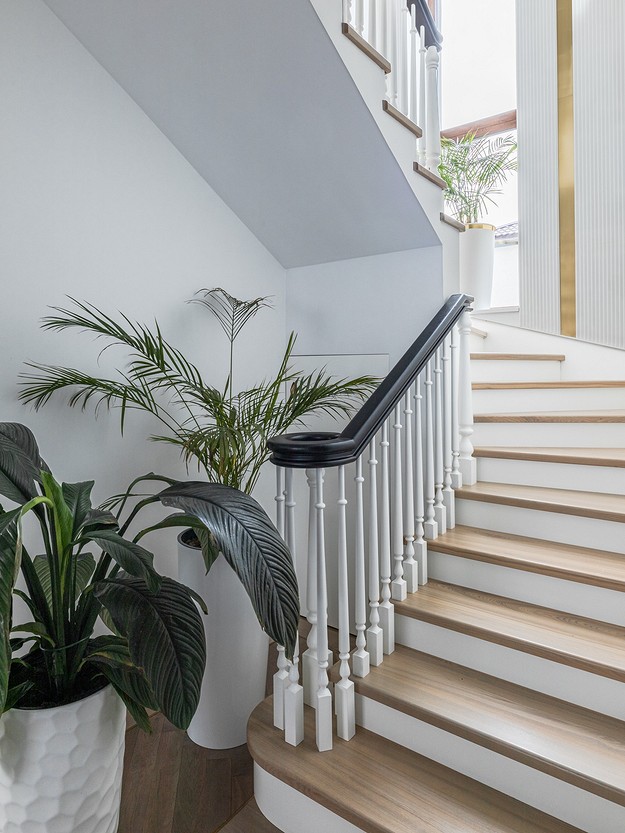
left=0, top=684, right=126, bottom=833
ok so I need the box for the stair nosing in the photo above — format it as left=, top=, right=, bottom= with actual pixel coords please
left=349, top=646, right=625, bottom=807
left=341, top=22, right=391, bottom=73
left=475, top=410, right=625, bottom=423
left=470, top=353, right=566, bottom=361
left=472, top=380, right=625, bottom=390
left=474, top=446, right=625, bottom=468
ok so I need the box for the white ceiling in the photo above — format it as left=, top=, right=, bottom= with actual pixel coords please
left=42, top=0, right=437, bottom=267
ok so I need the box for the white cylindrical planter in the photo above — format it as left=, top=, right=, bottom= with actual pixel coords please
left=459, top=223, right=496, bottom=309
left=178, top=534, right=270, bottom=749
left=0, top=684, right=126, bottom=833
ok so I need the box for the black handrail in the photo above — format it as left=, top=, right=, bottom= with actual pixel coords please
left=407, top=0, right=443, bottom=50
left=268, top=293, right=472, bottom=469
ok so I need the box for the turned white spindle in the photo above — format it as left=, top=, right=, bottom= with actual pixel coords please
left=303, top=469, right=318, bottom=707
left=433, top=347, right=447, bottom=535
left=417, top=26, right=427, bottom=165
left=336, top=466, right=355, bottom=740
left=378, top=421, right=395, bottom=654
left=314, top=469, right=332, bottom=752
left=391, top=403, right=407, bottom=601
left=272, top=466, right=288, bottom=729
left=413, top=376, right=428, bottom=584
left=424, top=359, right=438, bottom=540
left=353, top=456, right=370, bottom=677
left=342, top=0, right=353, bottom=26
left=379, top=0, right=388, bottom=60
left=402, top=388, right=418, bottom=593
left=458, top=310, right=477, bottom=485
left=442, top=335, right=456, bottom=528
left=425, top=45, right=441, bottom=172
left=275, top=466, right=285, bottom=539
left=367, top=0, right=378, bottom=51
left=398, top=0, right=411, bottom=115
left=355, top=0, right=365, bottom=35
left=388, top=0, right=398, bottom=106
left=367, top=439, right=383, bottom=665
left=283, top=468, right=304, bottom=746
left=451, top=325, right=463, bottom=490
left=409, top=6, right=418, bottom=124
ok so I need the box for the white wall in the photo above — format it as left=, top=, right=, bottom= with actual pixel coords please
left=0, top=0, right=287, bottom=576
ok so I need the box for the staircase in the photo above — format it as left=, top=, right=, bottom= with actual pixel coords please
left=245, top=319, right=625, bottom=833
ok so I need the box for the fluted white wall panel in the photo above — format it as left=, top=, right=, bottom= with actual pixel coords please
left=517, top=1, right=560, bottom=335
left=573, top=0, right=625, bottom=349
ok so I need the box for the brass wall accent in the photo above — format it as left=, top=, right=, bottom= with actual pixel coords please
left=557, top=0, right=576, bottom=337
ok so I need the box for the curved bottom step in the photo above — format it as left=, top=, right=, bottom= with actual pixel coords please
left=248, top=698, right=583, bottom=833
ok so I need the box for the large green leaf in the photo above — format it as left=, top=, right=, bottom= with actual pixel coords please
left=0, top=509, right=21, bottom=712
left=135, top=512, right=219, bottom=574
left=94, top=575, right=205, bottom=729
left=41, top=472, right=74, bottom=558
left=83, top=530, right=161, bottom=592
left=61, top=481, right=95, bottom=536
left=34, top=552, right=96, bottom=609
left=0, top=424, right=43, bottom=505
left=158, top=482, right=299, bottom=658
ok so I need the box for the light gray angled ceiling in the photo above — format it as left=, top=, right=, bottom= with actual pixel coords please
left=43, top=0, right=438, bottom=267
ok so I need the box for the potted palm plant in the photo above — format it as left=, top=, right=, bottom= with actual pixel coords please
left=0, top=422, right=298, bottom=832
left=19, top=289, right=375, bottom=747
left=439, top=131, right=517, bottom=308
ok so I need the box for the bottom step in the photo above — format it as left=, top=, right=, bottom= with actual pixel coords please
left=248, top=699, right=582, bottom=833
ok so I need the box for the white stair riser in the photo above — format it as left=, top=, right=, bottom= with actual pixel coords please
left=356, top=696, right=625, bottom=833
left=470, top=360, right=562, bottom=383
left=456, top=499, right=625, bottom=554
left=476, top=457, right=625, bottom=495
left=473, top=387, right=625, bottom=412
left=473, top=421, right=625, bottom=447
left=395, top=615, right=625, bottom=720
left=255, top=763, right=363, bottom=833
left=429, top=550, right=625, bottom=627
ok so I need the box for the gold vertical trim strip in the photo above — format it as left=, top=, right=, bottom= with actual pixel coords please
left=557, top=0, right=576, bottom=337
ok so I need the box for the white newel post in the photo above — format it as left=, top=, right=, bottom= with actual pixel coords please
left=336, top=466, right=356, bottom=740
left=424, top=359, right=438, bottom=540
left=433, top=346, right=447, bottom=535
left=458, top=310, right=477, bottom=485
left=425, top=45, right=441, bottom=172
left=367, top=439, right=384, bottom=665
left=378, top=421, right=395, bottom=654
left=303, top=469, right=319, bottom=708
left=391, top=403, right=407, bottom=602
left=451, top=325, right=463, bottom=490
left=283, top=468, right=304, bottom=747
left=402, top=388, right=418, bottom=593
left=413, top=375, right=428, bottom=584
left=353, top=456, right=371, bottom=677
left=314, top=469, right=333, bottom=752
left=442, top=335, right=456, bottom=528
left=417, top=26, right=427, bottom=165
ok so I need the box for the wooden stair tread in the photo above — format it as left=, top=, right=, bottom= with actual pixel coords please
left=429, top=525, right=625, bottom=590
left=218, top=800, right=280, bottom=833
left=471, top=326, right=488, bottom=339
left=349, top=645, right=625, bottom=805
left=341, top=23, right=391, bottom=72
left=440, top=212, right=465, bottom=231
left=474, top=446, right=625, bottom=467
left=396, top=581, right=625, bottom=681
left=248, top=699, right=583, bottom=833
left=413, top=161, right=446, bottom=188
left=473, top=380, right=625, bottom=390
left=382, top=100, right=422, bottom=136
left=475, top=410, right=625, bottom=423
left=470, top=353, right=566, bottom=361
left=456, top=481, right=625, bottom=523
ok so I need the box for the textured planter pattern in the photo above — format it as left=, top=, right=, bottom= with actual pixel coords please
left=0, top=685, right=126, bottom=833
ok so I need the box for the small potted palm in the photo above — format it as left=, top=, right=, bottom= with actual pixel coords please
left=439, top=131, right=517, bottom=308
left=0, top=422, right=298, bottom=832
left=19, top=289, right=375, bottom=747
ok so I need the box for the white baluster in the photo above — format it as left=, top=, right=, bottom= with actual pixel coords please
left=409, top=6, right=418, bottom=124
left=343, top=0, right=353, bottom=26
left=388, top=0, right=398, bottom=106
left=368, top=0, right=378, bottom=51
left=353, top=456, right=370, bottom=677
left=425, top=45, right=441, bottom=172
left=356, top=0, right=365, bottom=35
left=275, top=466, right=285, bottom=539
left=367, top=439, right=383, bottom=665
left=379, top=0, right=388, bottom=61
left=314, top=469, right=333, bottom=752
left=402, top=388, right=418, bottom=593
left=417, top=26, right=427, bottom=165
left=458, top=310, right=477, bottom=485
left=442, top=335, right=456, bottom=528
left=378, top=421, right=395, bottom=653
left=303, top=469, right=318, bottom=707
left=451, top=325, right=463, bottom=490
left=283, top=468, right=304, bottom=746
left=273, top=645, right=289, bottom=730
left=424, top=359, right=438, bottom=540
left=433, top=346, right=447, bottom=535
left=391, top=403, right=407, bottom=601
left=413, top=375, right=428, bottom=584
left=398, top=0, right=411, bottom=115
left=336, top=466, right=356, bottom=740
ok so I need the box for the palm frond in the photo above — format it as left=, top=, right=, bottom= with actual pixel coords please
left=189, top=288, right=273, bottom=343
